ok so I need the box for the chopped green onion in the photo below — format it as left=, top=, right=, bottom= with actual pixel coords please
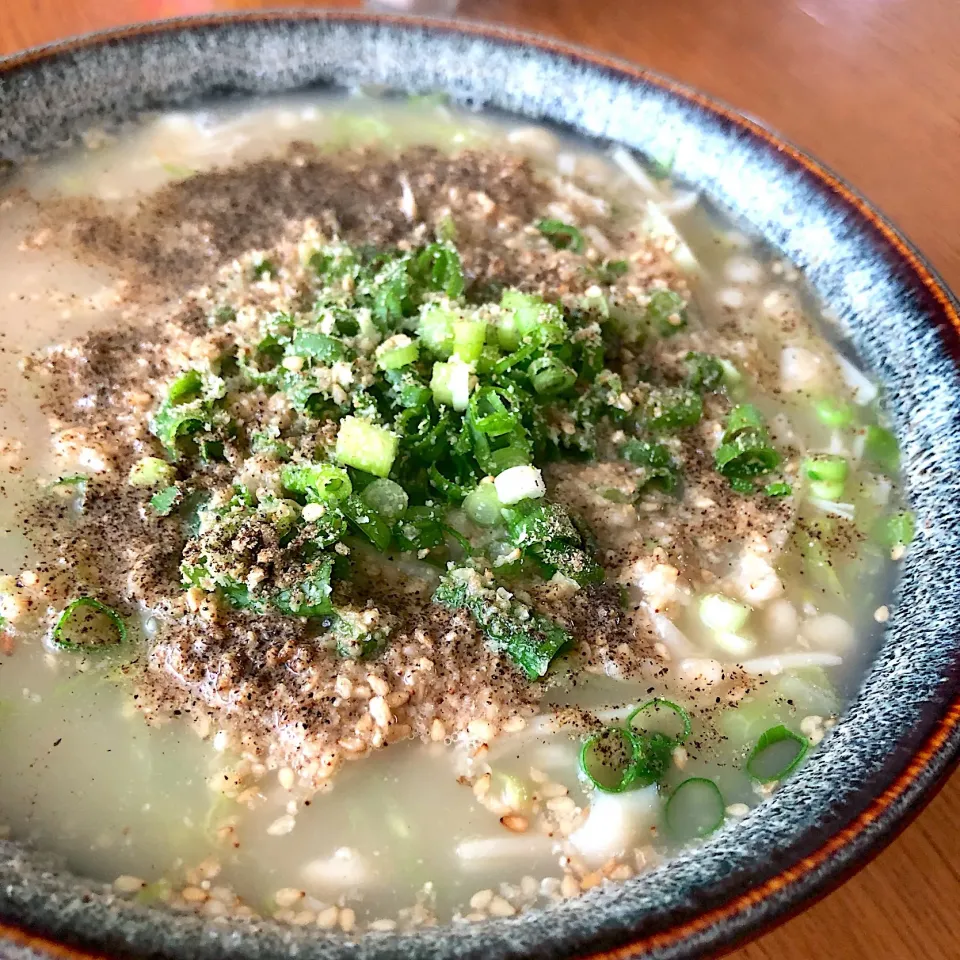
left=814, top=397, right=855, bottom=429
left=52, top=598, right=127, bottom=651
left=643, top=387, right=703, bottom=432
left=715, top=405, right=781, bottom=487
left=645, top=289, right=687, bottom=336
left=536, top=218, right=585, bottom=254
left=360, top=478, right=409, bottom=523
left=684, top=352, right=725, bottom=393
left=463, top=482, right=504, bottom=527
left=764, top=481, right=792, bottom=497
left=335, top=417, right=398, bottom=478
left=150, top=485, right=180, bottom=516
left=493, top=465, right=546, bottom=506
left=290, top=329, right=346, bottom=364
left=665, top=778, right=725, bottom=840
left=418, top=304, right=458, bottom=358
left=273, top=557, right=335, bottom=618
left=725, top=404, right=765, bottom=438
left=433, top=571, right=569, bottom=679
left=579, top=727, right=643, bottom=793
left=746, top=725, right=809, bottom=782
left=431, top=358, right=474, bottom=411
left=281, top=462, right=353, bottom=502
left=452, top=318, right=487, bottom=363
left=699, top=594, right=751, bottom=634
left=340, top=495, right=393, bottom=551
left=375, top=334, right=420, bottom=370
left=625, top=698, right=692, bottom=744
left=593, top=259, right=629, bottom=284
left=620, top=439, right=681, bottom=495
left=128, top=456, right=175, bottom=488
left=527, top=355, right=577, bottom=396
left=864, top=424, right=900, bottom=473
left=802, top=455, right=848, bottom=485
left=882, top=510, right=916, bottom=548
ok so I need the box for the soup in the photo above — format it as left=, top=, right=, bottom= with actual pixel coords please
left=0, top=92, right=912, bottom=932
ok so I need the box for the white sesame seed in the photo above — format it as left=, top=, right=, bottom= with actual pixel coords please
left=113, top=875, right=146, bottom=894
left=488, top=896, right=516, bottom=917
left=278, top=767, right=295, bottom=791
left=561, top=874, right=581, bottom=898
left=725, top=803, right=750, bottom=818
left=339, top=907, right=356, bottom=932
left=266, top=814, right=296, bottom=836
left=874, top=605, right=890, bottom=623
left=316, top=905, right=340, bottom=929
left=469, top=889, right=494, bottom=910
left=369, top=696, right=392, bottom=727
left=274, top=887, right=304, bottom=908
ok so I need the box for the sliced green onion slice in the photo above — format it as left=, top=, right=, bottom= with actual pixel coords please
left=625, top=698, right=692, bottom=744
left=802, top=454, right=849, bottom=485
left=52, top=598, right=127, bottom=651
left=579, top=727, right=643, bottom=793
left=746, top=724, right=809, bottom=782
left=462, top=482, right=503, bottom=527
left=814, top=397, right=854, bottom=429
left=863, top=424, right=900, bottom=473
left=281, top=462, right=353, bottom=502
left=665, top=778, right=726, bottom=841
left=535, top=218, right=585, bottom=254
left=150, top=485, right=181, bottom=516
left=360, top=478, right=409, bottom=523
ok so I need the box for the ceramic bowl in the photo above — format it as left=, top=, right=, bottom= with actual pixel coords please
left=1, top=12, right=959, bottom=960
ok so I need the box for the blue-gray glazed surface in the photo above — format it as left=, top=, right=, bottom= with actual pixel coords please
left=1, top=14, right=959, bottom=960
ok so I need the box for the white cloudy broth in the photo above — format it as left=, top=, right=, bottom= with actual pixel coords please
left=0, top=92, right=906, bottom=929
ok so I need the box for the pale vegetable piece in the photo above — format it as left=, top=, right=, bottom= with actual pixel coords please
left=301, top=847, right=369, bottom=888
left=834, top=352, right=879, bottom=406
left=569, top=784, right=660, bottom=865
left=677, top=657, right=725, bottom=686
left=741, top=652, right=843, bottom=676
left=762, top=598, right=800, bottom=645
left=128, top=456, right=175, bottom=488
left=712, top=632, right=757, bottom=658
left=494, top=465, right=546, bottom=505
left=733, top=551, right=783, bottom=605
left=699, top=593, right=751, bottom=633
left=430, top=357, right=475, bottom=411
left=780, top=345, right=824, bottom=393
left=799, top=613, right=856, bottom=654
left=334, top=417, right=398, bottom=478
left=455, top=834, right=553, bottom=864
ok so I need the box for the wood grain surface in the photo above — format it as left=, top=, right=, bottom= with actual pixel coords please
left=1, top=2, right=959, bottom=958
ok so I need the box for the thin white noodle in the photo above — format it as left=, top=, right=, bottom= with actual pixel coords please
left=740, top=652, right=842, bottom=676
left=610, top=146, right=661, bottom=197
left=650, top=611, right=697, bottom=658
left=456, top=835, right=553, bottom=863
left=835, top=353, right=879, bottom=406
left=808, top=498, right=857, bottom=521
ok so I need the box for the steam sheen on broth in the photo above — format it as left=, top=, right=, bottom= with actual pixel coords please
left=0, top=92, right=911, bottom=931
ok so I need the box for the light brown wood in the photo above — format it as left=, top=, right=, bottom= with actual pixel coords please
left=1, top=2, right=959, bottom=957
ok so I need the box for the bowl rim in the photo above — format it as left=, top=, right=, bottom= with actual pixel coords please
left=1, top=10, right=960, bottom=960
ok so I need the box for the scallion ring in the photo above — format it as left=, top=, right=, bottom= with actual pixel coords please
left=579, top=727, right=643, bottom=793
left=52, top=598, right=128, bottom=652
left=625, top=697, right=692, bottom=744
left=746, top=724, right=809, bottom=782
left=665, top=777, right=726, bottom=841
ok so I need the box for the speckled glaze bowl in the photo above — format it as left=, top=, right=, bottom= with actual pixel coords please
left=1, top=12, right=959, bottom=960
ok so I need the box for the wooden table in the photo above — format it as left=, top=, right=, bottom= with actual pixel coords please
left=2, top=2, right=959, bottom=958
